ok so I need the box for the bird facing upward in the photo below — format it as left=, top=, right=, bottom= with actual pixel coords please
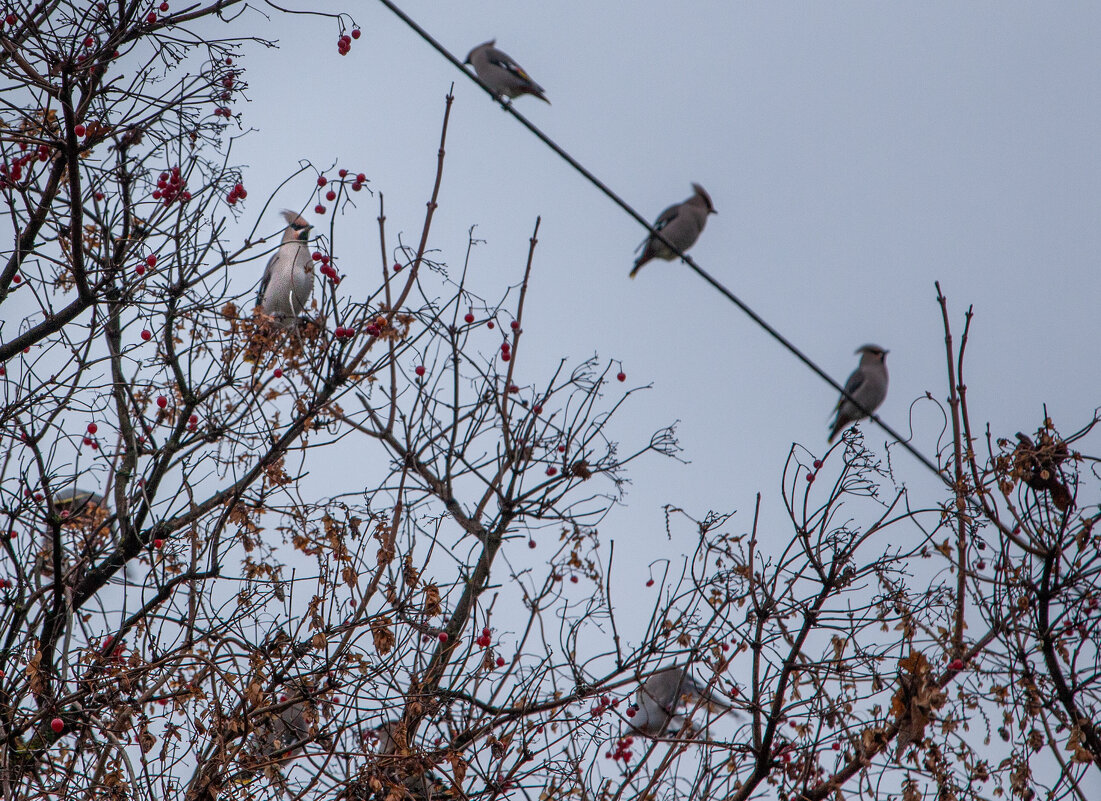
left=630, top=184, right=716, bottom=278
left=828, top=344, right=889, bottom=443
left=464, top=40, right=549, bottom=104
left=256, top=210, right=314, bottom=328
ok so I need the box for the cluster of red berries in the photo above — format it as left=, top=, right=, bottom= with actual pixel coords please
left=364, top=316, right=386, bottom=338
left=312, top=170, right=366, bottom=215
left=311, top=250, right=340, bottom=283
left=83, top=422, right=100, bottom=450
left=336, top=28, right=361, bottom=56
left=213, top=106, right=232, bottom=118
left=605, top=735, right=634, bottom=763
left=333, top=326, right=355, bottom=340
left=226, top=182, right=246, bottom=205
left=135, top=253, right=157, bottom=276
left=0, top=142, right=51, bottom=186
left=589, top=694, right=619, bottom=718
left=152, top=167, right=189, bottom=206
left=186, top=413, right=198, bottom=432
left=500, top=341, right=511, bottom=362
left=474, top=627, right=493, bottom=648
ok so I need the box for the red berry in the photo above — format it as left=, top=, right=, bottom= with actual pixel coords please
left=84, top=36, right=95, bottom=48
left=508, top=384, right=519, bottom=393
left=94, top=192, right=105, bottom=201
left=546, top=466, right=557, bottom=476
left=146, top=11, right=156, bottom=23
left=495, top=656, right=505, bottom=667
left=141, top=329, right=152, bottom=341
left=159, top=1, right=168, bottom=10
left=153, top=538, right=163, bottom=548
left=156, top=396, right=167, bottom=409
left=528, top=539, right=536, bottom=549
left=482, top=627, right=491, bottom=637
left=135, top=264, right=145, bottom=275
left=832, top=742, right=841, bottom=750
left=626, top=708, right=636, bottom=718
left=437, top=632, right=448, bottom=643
left=145, top=254, right=157, bottom=267
left=501, top=352, right=511, bottom=362
left=948, top=659, right=964, bottom=671
left=86, top=422, right=98, bottom=434
left=813, top=459, right=823, bottom=469
left=316, top=176, right=327, bottom=186
left=486, top=321, right=495, bottom=329
left=351, top=29, right=361, bottom=39
left=356, top=173, right=366, bottom=182
left=570, top=575, right=578, bottom=583
left=188, top=414, right=198, bottom=424
left=392, top=263, right=402, bottom=272
left=325, top=190, right=336, bottom=201
left=312, top=251, right=322, bottom=261
left=273, top=368, right=283, bottom=378
left=533, top=405, right=542, bottom=414
left=351, top=182, right=362, bottom=191
left=464, top=313, right=475, bottom=323
left=338, top=168, right=348, bottom=177
left=415, top=366, right=426, bottom=377
left=4, top=14, right=16, bottom=25
left=646, top=579, right=654, bottom=587
left=51, top=718, right=63, bottom=734
left=806, top=473, right=815, bottom=483
left=557, top=445, right=565, bottom=453
left=510, top=320, right=520, bottom=330
left=314, top=204, right=325, bottom=215
left=616, top=372, right=626, bottom=382
left=74, top=124, right=86, bottom=137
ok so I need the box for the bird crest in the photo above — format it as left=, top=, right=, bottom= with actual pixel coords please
left=280, top=210, right=310, bottom=231
left=691, top=183, right=716, bottom=214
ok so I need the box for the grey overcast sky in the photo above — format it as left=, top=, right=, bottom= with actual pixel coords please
left=219, top=4, right=1097, bottom=780
left=231, top=1, right=1100, bottom=516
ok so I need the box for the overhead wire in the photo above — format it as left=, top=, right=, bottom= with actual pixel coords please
left=374, top=0, right=951, bottom=488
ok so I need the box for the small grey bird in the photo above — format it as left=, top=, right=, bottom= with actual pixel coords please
left=628, top=666, right=733, bottom=736
left=256, top=211, right=313, bottom=327
left=828, top=344, right=889, bottom=443
left=256, top=679, right=320, bottom=763
left=464, top=40, right=549, bottom=104
left=630, top=184, right=716, bottom=278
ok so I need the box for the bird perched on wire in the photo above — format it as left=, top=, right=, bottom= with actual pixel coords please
left=828, top=344, right=889, bottom=443
left=627, top=666, right=734, bottom=736
left=256, top=210, right=314, bottom=328
left=630, top=184, right=716, bottom=278
left=464, top=40, right=549, bottom=104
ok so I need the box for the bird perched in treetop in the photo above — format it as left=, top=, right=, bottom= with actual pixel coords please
left=627, top=666, right=735, bottom=736
left=828, top=344, right=889, bottom=443
left=464, top=40, right=549, bottom=104
left=630, top=184, right=716, bottom=278
left=256, top=211, right=314, bottom=328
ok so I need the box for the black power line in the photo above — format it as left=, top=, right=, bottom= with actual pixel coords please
left=374, top=0, right=950, bottom=487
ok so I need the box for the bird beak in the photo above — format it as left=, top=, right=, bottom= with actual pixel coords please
left=709, top=209, right=718, bottom=215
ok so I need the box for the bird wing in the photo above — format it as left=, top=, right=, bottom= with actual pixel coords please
left=485, top=46, right=536, bottom=83
left=834, top=368, right=866, bottom=412
left=635, top=203, right=681, bottom=253
left=257, top=251, right=278, bottom=307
